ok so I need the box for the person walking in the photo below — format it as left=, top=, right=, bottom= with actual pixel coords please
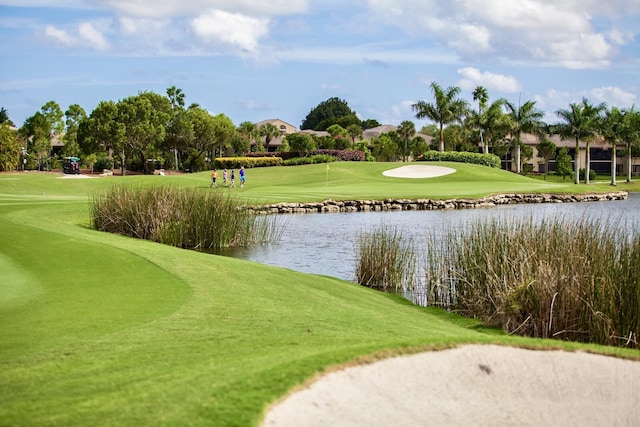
left=209, top=169, right=218, bottom=188
left=230, top=169, right=236, bottom=187
left=223, top=168, right=228, bottom=186
left=239, top=166, right=246, bottom=187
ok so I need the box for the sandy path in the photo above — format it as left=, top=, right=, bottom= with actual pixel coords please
left=262, top=345, right=640, bottom=427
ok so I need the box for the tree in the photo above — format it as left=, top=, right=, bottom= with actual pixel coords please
left=117, top=92, right=171, bottom=174
left=78, top=100, right=125, bottom=173
left=361, top=119, right=381, bottom=129
left=555, top=98, right=605, bottom=184
left=397, top=120, right=416, bottom=162
left=503, top=98, right=544, bottom=174
left=63, top=104, right=86, bottom=157
left=0, top=124, right=21, bottom=171
left=236, top=121, right=259, bottom=154
left=412, top=82, right=469, bottom=152
left=163, top=108, right=194, bottom=169
left=20, top=112, right=51, bottom=169
left=601, top=107, right=625, bottom=186
left=0, top=107, right=15, bottom=127
left=622, top=107, right=640, bottom=183
left=301, top=97, right=358, bottom=131
left=285, top=133, right=316, bottom=155
left=370, top=133, right=399, bottom=162
left=165, top=86, right=187, bottom=170
left=259, top=123, right=280, bottom=151
left=555, top=147, right=573, bottom=180
left=536, top=138, right=556, bottom=180
left=346, top=124, right=363, bottom=146
left=472, top=86, right=489, bottom=152
left=186, top=109, right=234, bottom=171
left=326, top=124, right=349, bottom=149
left=40, top=101, right=64, bottom=137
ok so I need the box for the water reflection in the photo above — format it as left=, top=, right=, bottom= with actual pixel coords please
left=219, top=193, right=639, bottom=283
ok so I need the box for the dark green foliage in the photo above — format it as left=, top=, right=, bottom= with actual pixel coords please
left=283, top=154, right=336, bottom=166
left=300, top=97, right=359, bottom=130
left=419, top=150, right=501, bottom=168
left=555, top=147, right=573, bottom=180
left=579, top=168, right=597, bottom=181
left=214, top=156, right=283, bottom=169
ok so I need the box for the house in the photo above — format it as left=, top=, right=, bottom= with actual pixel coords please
left=256, top=119, right=298, bottom=151
left=507, top=133, right=637, bottom=177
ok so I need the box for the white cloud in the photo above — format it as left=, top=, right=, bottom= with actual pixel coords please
left=45, top=23, right=109, bottom=50
left=191, top=10, right=269, bottom=54
left=365, top=0, right=638, bottom=69
left=45, top=25, right=76, bottom=46
left=457, top=67, right=521, bottom=93
left=588, top=86, right=637, bottom=107
left=78, top=22, right=110, bottom=50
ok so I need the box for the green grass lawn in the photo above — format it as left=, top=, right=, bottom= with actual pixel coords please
left=1, top=163, right=638, bottom=426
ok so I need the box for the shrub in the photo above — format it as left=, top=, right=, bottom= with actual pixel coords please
left=283, top=154, right=337, bottom=166
left=312, top=149, right=365, bottom=161
left=93, top=156, right=113, bottom=171
left=418, top=150, right=501, bottom=168
left=214, top=157, right=283, bottom=169
left=579, top=168, right=597, bottom=181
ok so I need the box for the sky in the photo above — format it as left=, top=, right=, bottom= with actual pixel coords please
left=1, top=0, right=639, bottom=130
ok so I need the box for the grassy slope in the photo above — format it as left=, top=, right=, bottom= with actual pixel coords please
left=0, top=165, right=637, bottom=426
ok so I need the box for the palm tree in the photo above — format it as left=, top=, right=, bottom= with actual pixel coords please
left=622, top=107, right=640, bottom=183
left=166, top=86, right=186, bottom=169
left=472, top=86, right=488, bottom=152
left=601, top=107, right=625, bottom=186
left=412, top=82, right=468, bottom=152
left=503, top=98, right=544, bottom=174
left=555, top=98, right=605, bottom=184
left=397, top=120, right=416, bottom=162
left=259, top=123, right=280, bottom=151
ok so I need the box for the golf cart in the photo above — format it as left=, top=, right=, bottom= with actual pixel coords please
left=63, top=157, right=80, bottom=174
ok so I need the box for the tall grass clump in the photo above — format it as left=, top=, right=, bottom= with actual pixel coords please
left=355, top=224, right=416, bottom=292
left=424, top=215, right=640, bottom=348
left=91, top=185, right=282, bottom=250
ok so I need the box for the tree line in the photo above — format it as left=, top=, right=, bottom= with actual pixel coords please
left=0, top=84, right=639, bottom=183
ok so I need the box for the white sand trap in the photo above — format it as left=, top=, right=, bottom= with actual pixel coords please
left=58, top=174, right=93, bottom=179
left=383, top=165, right=456, bottom=178
left=262, top=345, right=640, bottom=427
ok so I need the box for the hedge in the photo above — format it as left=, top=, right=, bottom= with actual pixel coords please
left=213, top=157, right=283, bottom=169
left=418, top=150, right=501, bottom=168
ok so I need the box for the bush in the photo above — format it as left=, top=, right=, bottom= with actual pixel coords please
left=93, top=156, right=113, bottom=171
left=579, top=168, right=597, bottom=181
left=214, top=157, right=283, bottom=169
left=283, top=154, right=337, bottom=166
left=418, top=150, right=501, bottom=168
left=312, top=149, right=365, bottom=161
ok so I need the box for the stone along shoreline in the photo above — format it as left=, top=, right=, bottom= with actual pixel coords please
left=248, top=191, right=628, bottom=214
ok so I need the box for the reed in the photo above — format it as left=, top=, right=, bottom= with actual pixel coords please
left=91, top=185, right=282, bottom=250
left=355, top=224, right=416, bottom=292
left=424, top=214, right=640, bottom=348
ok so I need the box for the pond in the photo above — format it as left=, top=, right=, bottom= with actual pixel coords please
left=219, top=193, right=640, bottom=284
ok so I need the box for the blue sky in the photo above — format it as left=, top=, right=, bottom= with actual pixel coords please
left=1, top=0, right=639, bottom=129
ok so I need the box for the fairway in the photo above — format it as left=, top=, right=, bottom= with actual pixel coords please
left=1, top=163, right=637, bottom=426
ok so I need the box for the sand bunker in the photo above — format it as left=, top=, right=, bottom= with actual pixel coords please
left=262, top=345, right=640, bottom=427
left=382, top=165, right=456, bottom=178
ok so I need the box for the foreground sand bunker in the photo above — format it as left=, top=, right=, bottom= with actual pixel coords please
left=263, top=345, right=640, bottom=427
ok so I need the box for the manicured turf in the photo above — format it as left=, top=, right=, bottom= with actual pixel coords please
left=1, top=164, right=637, bottom=426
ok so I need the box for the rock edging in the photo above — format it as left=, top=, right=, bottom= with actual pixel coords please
left=247, top=191, right=628, bottom=214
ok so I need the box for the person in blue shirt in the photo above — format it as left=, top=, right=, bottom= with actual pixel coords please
left=239, top=166, right=246, bottom=187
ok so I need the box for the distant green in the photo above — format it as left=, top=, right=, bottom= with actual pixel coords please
left=0, top=163, right=637, bottom=426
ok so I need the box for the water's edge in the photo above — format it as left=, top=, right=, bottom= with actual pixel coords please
left=248, top=191, right=628, bottom=214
